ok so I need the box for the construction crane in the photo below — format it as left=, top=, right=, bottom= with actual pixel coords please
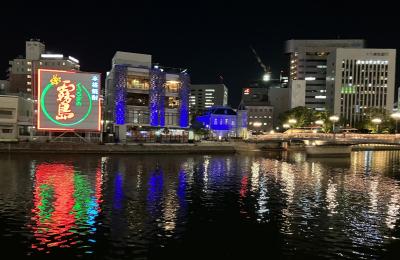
left=250, top=45, right=271, bottom=82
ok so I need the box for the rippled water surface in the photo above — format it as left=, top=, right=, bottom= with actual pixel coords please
left=1, top=151, right=400, bottom=259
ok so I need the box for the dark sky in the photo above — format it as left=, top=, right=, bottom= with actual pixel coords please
left=1, top=1, right=398, bottom=106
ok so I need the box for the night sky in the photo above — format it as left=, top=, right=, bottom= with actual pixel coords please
left=1, top=1, right=398, bottom=106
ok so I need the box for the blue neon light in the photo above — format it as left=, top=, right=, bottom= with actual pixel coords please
left=179, top=73, right=190, bottom=127
left=115, top=65, right=127, bottom=125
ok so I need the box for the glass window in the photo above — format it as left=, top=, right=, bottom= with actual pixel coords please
left=126, top=93, right=149, bottom=106
left=127, top=76, right=150, bottom=90
left=165, top=96, right=180, bottom=109
left=165, top=80, right=181, bottom=93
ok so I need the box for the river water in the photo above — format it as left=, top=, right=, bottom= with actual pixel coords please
left=0, top=151, right=400, bottom=259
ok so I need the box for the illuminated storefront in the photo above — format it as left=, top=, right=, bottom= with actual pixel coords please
left=105, top=52, right=189, bottom=143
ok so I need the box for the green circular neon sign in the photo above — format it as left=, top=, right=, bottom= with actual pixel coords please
left=41, top=83, right=93, bottom=127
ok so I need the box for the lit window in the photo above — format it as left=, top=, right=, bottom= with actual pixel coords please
left=205, top=89, right=215, bottom=92
left=27, top=68, right=31, bottom=72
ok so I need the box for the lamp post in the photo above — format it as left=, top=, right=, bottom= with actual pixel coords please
left=283, top=123, right=290, bottom=129
left=288, top=118, right=297, bottom=126
left=329, top=115, right=339, bottom=133
left=390, top=112, right=400, bottom=134
left=371, top=118, right=382, bottom=133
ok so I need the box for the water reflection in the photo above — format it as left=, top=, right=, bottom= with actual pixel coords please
left=0, top=151, right=399, bottom=258
left=30, top=162, right=102, bottom=253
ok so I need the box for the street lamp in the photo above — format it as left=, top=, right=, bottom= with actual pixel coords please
left=283, top=123, right=290, bottom=129
left=315, top=120, right=324, bottom=125
left=329, top=115, right=339, bottom=133
left=288, top=118, right=297, bottom=125
left=391, top=112, right=400, bottom=134
left=371, top=118, right=382, bottom=133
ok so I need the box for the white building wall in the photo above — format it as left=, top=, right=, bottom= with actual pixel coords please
left=327, top=48, right=396, bottom=126
left=290, top=80, right=306, bottom=108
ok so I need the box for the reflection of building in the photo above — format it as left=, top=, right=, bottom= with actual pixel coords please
left=189, top=84, right=228, bottom=115
left=285, top=39, right=365, bottom=111
left=0, top=95, right=33, bottom=141
left=196, top=105, right=247, bottom=138
left=326, top=48, right=396, bottom=126
left=105, top=52, right=190, bottom=143
left=8, top=39, right=80, bottom=95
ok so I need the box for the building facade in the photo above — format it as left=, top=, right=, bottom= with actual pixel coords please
left=241, top=86, right=274, bottom=132
left=196, top=106, right=247, bottom=139
left=0, top=95, right=34, bottom=141
left=0, top=80, right=9, bottom=94
left=105, top=52, right=189, bottom=143
left=326, top=48, right=396, bottom=126
left=285, top=39, right=364, bottom=111
left=189, top=84, right=228, bottom=115
left=8, top=39, right=80, bottom=95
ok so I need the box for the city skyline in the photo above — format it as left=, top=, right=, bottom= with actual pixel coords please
left=1, top=2, right=399, bottom=107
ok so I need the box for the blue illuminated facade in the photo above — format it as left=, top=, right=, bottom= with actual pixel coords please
left=196, top=106, right=247, bottom=138
left=105, top=52, right=190, bottom=142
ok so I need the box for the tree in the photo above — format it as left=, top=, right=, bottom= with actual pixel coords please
left=279, top=106, right=335, bottom=132
left=357, top=108, right=395, bottom=133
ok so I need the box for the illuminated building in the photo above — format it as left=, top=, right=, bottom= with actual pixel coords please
left=105, top=52, right=189, bottom=142
left=241, top=87, right=274, bottom=132
left=326, top=48, right=396, bottom=126
left=189, top=84, right=228, bottom=115
left=195, top=105, right=247, bottom=139
left=285, top=39, right=364, bottom=111
left=8, top=39, right=80, bottom=95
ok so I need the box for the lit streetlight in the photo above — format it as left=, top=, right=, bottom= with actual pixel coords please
left=283, top=123, right=290, bottom=129
left=371, top=118, right=382, bottom=133
left=315, top=120, right=324, bottom=125
left=391, top=112, right=400, bottom=134
left=288, top=118, right=297, bottom=125
left=329, top=115, right=339, bottom=133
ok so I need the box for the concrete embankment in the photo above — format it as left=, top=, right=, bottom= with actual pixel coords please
left=0, top=142, right=236, bottom=154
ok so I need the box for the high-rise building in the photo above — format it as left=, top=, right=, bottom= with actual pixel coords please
left=285, top=39, right=364, bottom=111
left=8, top=39, right=80, bottom=95
left=189, top=84, right=228, bottom=115
left=326, top=48, right=396, bottom=126
left=105, top=51, right=190, bottom=143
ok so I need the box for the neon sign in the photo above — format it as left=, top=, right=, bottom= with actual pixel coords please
left=37, top=69, right=101, bottom=131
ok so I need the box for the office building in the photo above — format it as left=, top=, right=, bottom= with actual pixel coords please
left=8, top=39, right=80, bottom=95
left=105, top=51, right=190, bottom=143
left=268, top=87, right=289, bottom=127
left=189, top=84, right=228, bottom=114
left=285, top=39, right=364, bottom=111
left=326, top=48, right=396, bottom=126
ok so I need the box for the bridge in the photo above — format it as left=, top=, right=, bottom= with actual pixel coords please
left=249, top=133, right=400, bottom=145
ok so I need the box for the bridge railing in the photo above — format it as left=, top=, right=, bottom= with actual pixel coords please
left=250, top=133, right=400, bottom=142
